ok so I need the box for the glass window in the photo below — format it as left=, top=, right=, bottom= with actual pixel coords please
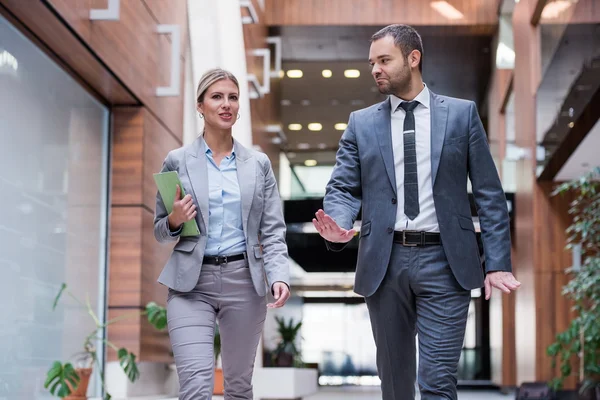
left=0, top=14, right=109, bottom=399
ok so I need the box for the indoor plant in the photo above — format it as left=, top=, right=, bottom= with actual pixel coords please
left=547, top=167, right=600, bottom=399
left=272, top=316, right=303, bottom=367
left=44, top=283, right=167, bottom=399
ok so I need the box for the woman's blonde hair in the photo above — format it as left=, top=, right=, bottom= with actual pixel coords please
left=196, top=68, right=240, bottom=103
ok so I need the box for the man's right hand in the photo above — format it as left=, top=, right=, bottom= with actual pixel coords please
left=168, top=185, right=197, bottom=230
left=312, top=209, right=356, bottom=243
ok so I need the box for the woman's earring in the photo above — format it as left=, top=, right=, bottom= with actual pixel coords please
left=237, top=113, right=241, bottom=120
left=199, top=113, right=204, bottom=119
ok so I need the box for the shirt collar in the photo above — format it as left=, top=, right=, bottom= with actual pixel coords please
left=390, top=83, right=430, bottom=115
left=204, top=141, right=235, bottom=157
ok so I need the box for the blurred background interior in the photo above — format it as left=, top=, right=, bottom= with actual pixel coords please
left=0, top=0, right=598, bottom=399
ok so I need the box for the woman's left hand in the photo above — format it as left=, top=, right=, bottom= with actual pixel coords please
left=268, top=282, right=291, bottom=309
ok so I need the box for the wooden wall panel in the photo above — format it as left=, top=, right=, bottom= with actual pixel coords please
left=266, top=0, right=499, bottom=27
left=46, top=0, right=186, bottom=140
left=141, top=201, right=172, bottom=307
left=106, top=309, right=170, bottom=363
left=142, top=0, right=189, bottom=57
left=111, top=108, right=144, bottom=206
left=106, top=309, right=141, bottom=362
left=533, top=182, right=577, bottom=388
left=486, top=67, right=516, bottom=388
left=1, top=0, right=187, bottom=364
left=108, top=206, right=143, bottom=308
left=512, top=0, right=580, bottom=388
left=513, top=0, right=540, bottom=385
left=109, top=105, right=181, bottom=361
left=0, top=0, right=136, bottom=104
left=142, top=109, right=181, bottom=211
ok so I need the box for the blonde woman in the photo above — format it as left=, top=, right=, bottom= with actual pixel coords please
left=154, top=68, right=290, bottom=400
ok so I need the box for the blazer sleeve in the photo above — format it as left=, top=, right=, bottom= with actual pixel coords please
left=467, top=101, right=512, bottom=273
left=323, top=112, right=362, bottom=252
left=258, top=155, right=290, bottom=291
left=154, top=154, right=183, bottom=243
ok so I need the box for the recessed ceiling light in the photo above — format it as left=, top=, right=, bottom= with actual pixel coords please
left=287, top=152, right=296, bottom=158
left=568, top=122, right=575, bottom=128
left=297, top=143, right=310, bottom=149
left=304, top=159, right=318, bottom=167
left=278, top=70, right=285, bottom=78
left=288, top=124, right=302, bottom=131
left=344, top=69, right=360, bottom=78
left=286, top=70, right=303, bottom=78
left=301, top=100, right=311, bottom=106
left=318, top=143, right=327, bottom=149
left=335, top=123, right=347, bottom=130
left=322, top=69, right=333, bottom=78
left=430, top=1, right=465, bottom=20
left=308, top=123, right=323, bottom=131
left=281, top=99, right=292, bottom=106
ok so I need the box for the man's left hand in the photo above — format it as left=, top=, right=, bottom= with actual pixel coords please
left=484, top=271, right=521, bottom=300
left=268, top=282, right=291, bottom=308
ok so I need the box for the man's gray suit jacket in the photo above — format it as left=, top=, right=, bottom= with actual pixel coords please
left=324, top=91, right=512, bottom=297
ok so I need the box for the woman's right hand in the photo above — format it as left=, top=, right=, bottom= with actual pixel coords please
left=168, top=185, right=197, bottom=230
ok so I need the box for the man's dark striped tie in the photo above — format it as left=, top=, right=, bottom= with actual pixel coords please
left=399, top=100, right=420, bottom=220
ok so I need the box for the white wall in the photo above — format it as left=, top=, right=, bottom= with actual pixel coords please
left=183, top=43, right=198, bottom=145
left=187, top=0, right=253, bottom=146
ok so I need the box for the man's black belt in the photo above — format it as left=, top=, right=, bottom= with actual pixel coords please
left=393, top=230, right=441, bottom=246
left=203, top=252, right=247, bottom=265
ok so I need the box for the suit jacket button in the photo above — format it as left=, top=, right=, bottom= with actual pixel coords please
left=387, top=227, right=393, bottom=234
left=391, top=198, right=397, bottom=204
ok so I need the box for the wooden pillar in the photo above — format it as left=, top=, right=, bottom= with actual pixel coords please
left=487, top=68, right=516, bottom=388
left=512, top=0, right=541, bottom=385
left=512, top=0, right=578, bottom=388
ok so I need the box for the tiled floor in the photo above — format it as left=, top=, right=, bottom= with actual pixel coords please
left=209, top=387, right=515, bottom=400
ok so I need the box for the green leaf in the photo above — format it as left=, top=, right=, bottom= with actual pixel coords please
left=52, top=283, right=67, bottom=310
left=44, top=361, right=80, bottom=397
left=104, top=393, right=112, bottom=400
left=560, top=361, right=572, bottom=377
left=117, top=348, right=140, bottom=383
left=546, top=343, right=560, bottom=356
left=145, top=302, right=167, bottom=330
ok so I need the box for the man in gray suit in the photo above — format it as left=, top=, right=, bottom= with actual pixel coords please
left=313, top=25, right=521, bottom=400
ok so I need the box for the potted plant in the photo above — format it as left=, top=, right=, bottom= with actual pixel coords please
left=547, top=167, right=600, bottom=400
left=43, top=283, right=167, bottom=399
left=213, top=324, right=224, bottom=395
left=272, top=316, right=303, bottom=367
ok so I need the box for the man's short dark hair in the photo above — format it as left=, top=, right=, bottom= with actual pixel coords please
left=371, top=24, right=423, bottom=73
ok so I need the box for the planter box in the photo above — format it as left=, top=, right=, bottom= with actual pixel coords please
left=252, top=367, right=318, bottom=399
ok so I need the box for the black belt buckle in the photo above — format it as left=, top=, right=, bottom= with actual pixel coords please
left=402, top=230, right=421, bottom=247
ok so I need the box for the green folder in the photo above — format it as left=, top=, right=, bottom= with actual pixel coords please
left=153, top=171, right=200, bottom=237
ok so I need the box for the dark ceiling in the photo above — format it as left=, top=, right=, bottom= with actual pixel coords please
left=274, top=25, right=495, bottom=165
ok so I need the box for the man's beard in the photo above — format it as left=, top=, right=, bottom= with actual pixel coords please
left=377, top=67, right=411, bottom=96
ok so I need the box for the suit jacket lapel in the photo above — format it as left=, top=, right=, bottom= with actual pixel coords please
left=375, top=98, right=397, bottom=195
left=185, top=136, right=209, bottom=232
left=233, top=140, right=255, bottom=235
left=430, top=91, right=448, bottom=186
